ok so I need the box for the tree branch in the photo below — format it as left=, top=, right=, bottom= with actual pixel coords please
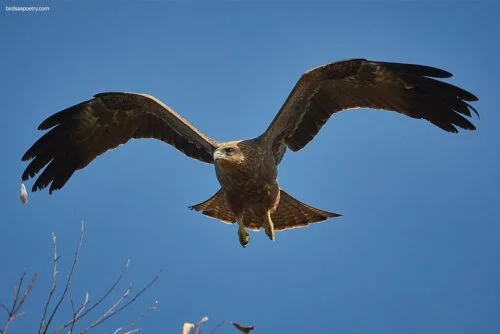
left=1, top=271, right=38, bottom=334
left=80, top=271, right=160, bottom=333
left=4, top=221, right=159, bottom=333
left=52, top=259, right=131, bottom=333
left=41, top=221, right=84, bottom=334
left=39, top=233, right=59, bottom=334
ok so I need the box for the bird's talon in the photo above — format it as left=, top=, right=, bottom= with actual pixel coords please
left=264, top=212, right=275, bottom=241
left=264, top=225, right=275, bottom=241
left=238, top=227, right=250, bottom=248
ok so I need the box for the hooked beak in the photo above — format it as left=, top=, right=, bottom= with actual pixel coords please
left=213, top=149, right=225, bottom=161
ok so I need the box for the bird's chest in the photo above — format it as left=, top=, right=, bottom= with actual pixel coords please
left=223, top=182, right=279, bottom=217
left=215, top=155, right=278, bottom=215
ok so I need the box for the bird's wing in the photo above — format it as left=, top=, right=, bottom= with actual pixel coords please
left=22, top=92, right=217, bottom=193
left=262, top=59, right=479, bottom=156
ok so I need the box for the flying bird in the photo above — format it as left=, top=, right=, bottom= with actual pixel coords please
left=21, top=59, right=479, bottom=247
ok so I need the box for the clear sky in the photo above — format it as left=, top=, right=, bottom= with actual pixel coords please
left=1, top=1, right=499, bottom=333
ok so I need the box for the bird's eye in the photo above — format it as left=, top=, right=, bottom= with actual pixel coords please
left=225, top=147, right=234, bottom=155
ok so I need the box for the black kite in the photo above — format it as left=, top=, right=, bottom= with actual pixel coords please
left=21, top=59, right=479, bottom=247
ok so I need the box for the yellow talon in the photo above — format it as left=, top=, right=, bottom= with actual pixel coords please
left=264, top=211, right=275, bottom=241
left=238, top=224, right=250, bottom=248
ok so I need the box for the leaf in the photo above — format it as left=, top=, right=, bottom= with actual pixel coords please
left=232, top=322, right=255, bottom=333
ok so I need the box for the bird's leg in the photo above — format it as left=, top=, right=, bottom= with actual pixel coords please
left=263, top=211, right=275, bottom=241
left=237, top=216, right=250, bottom=248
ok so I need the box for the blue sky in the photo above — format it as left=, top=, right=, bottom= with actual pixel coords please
left=1, top=1, right=499, bottom=333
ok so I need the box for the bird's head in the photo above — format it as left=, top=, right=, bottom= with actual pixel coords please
left=213, top=141, right=246, bottom=167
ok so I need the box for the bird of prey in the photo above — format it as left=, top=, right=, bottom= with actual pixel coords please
left=21, top=59, right=479, bottom=247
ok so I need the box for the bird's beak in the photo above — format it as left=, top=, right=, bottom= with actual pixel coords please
left=213, top=149, right=225, bottom=161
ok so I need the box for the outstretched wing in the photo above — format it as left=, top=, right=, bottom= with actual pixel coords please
left=22, top=92, right=217, bottom=193
left=263, top=59, right=479, bottom=156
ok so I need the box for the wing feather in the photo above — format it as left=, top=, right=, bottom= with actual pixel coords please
left=22, top=92, right=217, bottom=193
left=262, top=59, right=479, bottom=155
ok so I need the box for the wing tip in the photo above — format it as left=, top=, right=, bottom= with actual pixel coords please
left=21, top=152, right=32, bottom=162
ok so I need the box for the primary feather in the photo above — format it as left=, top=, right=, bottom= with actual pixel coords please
left=22, top=93, right=217, bottom=193
left=262, top=59, right=478, bottom=154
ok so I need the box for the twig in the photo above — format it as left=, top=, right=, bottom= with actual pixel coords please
left=100, top=282, right=134, bottom=323
left=208, top=321, right=227, bottom=334
left=74, top=259, right=130, bottom=321
left=11, top=273, right=37, bottom=317
left=11, top=273, right=24, bottom=312
left=68, top=284, right=76, bottom=334
left=112, top=273, right=160, bottom=318
left=1, top=271, right=38, bottom=334
left=80, top=272, right=160, bottom=333
left=67, top=284, right=84, bottom=334
left=73, top=293, right=89, bottom=322
left=41, top=221, right=84, bottom=334
left=39, top=233, right=59, bottom=334
left=114, top=299, right=158, bottom=334
left=113, top=328, right=140, bottom=334
left=52, top=259, right=131, bottom=333
left=4, top=222, right=159, bottom=333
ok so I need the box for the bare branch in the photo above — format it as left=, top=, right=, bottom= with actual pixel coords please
left=112, top=273, right=160, bottom=318
left=81, top=272, right=160, bottom=333
left=2, top=271, right=38, bottom=334
left=41, top=221, right=84, bottom=334
left=208, top=321, right=227, bottom=334
left=11, top=272, right=24, bottom=311
left=12, top=273, right=38, bottom=317
left=114, top=299, right=158, bottom=334
left=52, top=259, right=131, bottom=333
left=114, top=328, right=141, bottom=334
left=101, top=283, right=134, bottom=322
left=68, top=284, right=77, bottom=334
left=75, top=259, right=130, bottom=321
left=73, top=293, right=89, bottom=324
left=80, top=283, right=134, bottom=333
left=4, top=222, right=159, bottom=334
left=39, top=233, right=59, bottom=334
left=66, top=286, right=79, bottom=334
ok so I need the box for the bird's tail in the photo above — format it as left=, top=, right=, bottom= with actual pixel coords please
left=270, top=189, right=341, bottom=231
left=189, top=189, right=236, bottom=224
left=190, top=188, right=341, bottom=231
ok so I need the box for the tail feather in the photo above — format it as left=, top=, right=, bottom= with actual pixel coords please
left=190, top=188, right=340, bottom=232
left=272, top=189, right=341, bottom=231
left=189, top=189, right=235, bottom=224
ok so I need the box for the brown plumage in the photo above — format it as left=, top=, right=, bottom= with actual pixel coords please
left=190, top=189, right=338, bottom=231
left=21, top=59, right=479, bottom=247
